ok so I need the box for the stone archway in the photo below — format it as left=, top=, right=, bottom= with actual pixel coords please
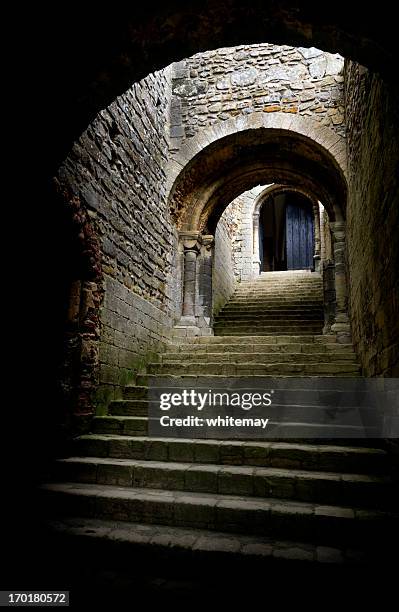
left=35, top=4, right=398, bottom=173
left=167, top=112, right=347, bottom=221
left=167, top=114, right=351, bottom=340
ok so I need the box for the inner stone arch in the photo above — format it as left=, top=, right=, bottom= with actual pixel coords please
left=167, top=117, right=347, bottom=234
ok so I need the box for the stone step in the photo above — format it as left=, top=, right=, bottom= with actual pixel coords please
left=227, top=301, right=324, bottom=307
left=40, top=483, right=398, bottom=546
left=72, top=435, right=389, bottom=474
left=92, top=415, right=367, bottom=438
left=216, top=313, right=324, bottom=321
left=173, top=335, right=339, bottom=345
left=109, top=400, right=369, bottom=419
left=147, top=362, right=361, bottom=375
left=232, top=293, right=323, bottom=299
left=221, top=306, right=324, bottom=313
left=46, top=517, right=367, bottom=566
left=123, top=385, right=149, bottom=400
left=213, top=324, right=324, bottom=331
left=134, top=373, right=362, bottom=390
left=170, top=343, right=354, bottom=354
left=54, top=457, right=394, bottom=509
left=214, top=322, right=324, bottom=328
left=109, top=400, right=148, bottom=417
left=93, top=416, right=148, bottom=436
left=159, top=352, right=358, bottom=364
left=213, top=329, right=323, bottom=336
left=214, top=316, right=322, bottom=328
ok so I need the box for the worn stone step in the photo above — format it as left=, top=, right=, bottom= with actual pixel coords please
left=232, top=293, right=323, bottom=300
left=221, top=307, right=324, bottom=313
left=171, top=343, right=354, bottom=354
left=93, top=416, right=148, bottom=436
left=228, top=297, right=323, bottom=302
left=46, top=517, right=367, bottom=566
left=214, top=320, right=323, bottom=326
left=40, top=483, right=398, bottom=546
left=213, top=329, right=323, bottom=336
left=123, top=386, right=149, bottom=400
left=227, top=302, right=323, bottom=308
left=93, top=416, right=370, bottom=439
left=148, top=362, right=361, bottom=376
left=72, top=435, right=389, bottom=474
left=212, top=329, right=325, bottom=336
left=216, top=313, right=324, bottom=321
left=54, top=457, right=394, bottom=509
left=134, top=373, right=362, bottom=390
left=109, top=399, right=367, bottom=419
left=214, top=324, right=323, bottom=331
left=214, top=315, right=323, bottom=328
left=159, top=352, right=357, bottom=364
left=176, top=335, right=339, bottom=345
left=109, top=400, right=148, bottom=417
left=214, top=321, right=324, bottom=326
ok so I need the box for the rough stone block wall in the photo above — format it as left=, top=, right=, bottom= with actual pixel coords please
left=58, top=67, right=180, bottom=410
left=213, top=210, right=237, bottom=315
left=345, top=61, right=399, bottom=376
left=169, top=44, right=345, bottom=149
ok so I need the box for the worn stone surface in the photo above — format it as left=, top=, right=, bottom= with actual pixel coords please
left=345, top=62, right=399, bottom=376
left=58, top=68, right=180, bottom=412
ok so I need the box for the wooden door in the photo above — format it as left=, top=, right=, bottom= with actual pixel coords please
left=286, top=199, right=314, bottom=270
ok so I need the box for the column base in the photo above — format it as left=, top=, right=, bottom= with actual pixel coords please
left=330, top=318, right=352, bottom=344
left=173, top=315, right=214, bottom=338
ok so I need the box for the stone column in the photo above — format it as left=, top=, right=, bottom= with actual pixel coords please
left=252, top=212, right=261, bottom=276
left=198, top=235, right=214, bottom=322
left=330, top=221, right=351, bottom=343
left=180, top=232, right=201, bottom=324
left=312, top=201, right=321, bottom=272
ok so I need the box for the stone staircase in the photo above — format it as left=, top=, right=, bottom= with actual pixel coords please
left=214, top=270, right=324, bottom=336
left=41, top=271, right=398, bottom=570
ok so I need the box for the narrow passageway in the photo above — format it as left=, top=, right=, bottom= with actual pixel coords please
left=32, top=31, right=398, bottom=594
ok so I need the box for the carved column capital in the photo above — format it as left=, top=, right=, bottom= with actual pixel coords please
left=179, top=230, right=201, bottom=253
left=200, top=234, right=214, bottom=251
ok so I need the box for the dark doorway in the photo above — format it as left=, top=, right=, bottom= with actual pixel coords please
left=259, top=192, right=314, bottom=271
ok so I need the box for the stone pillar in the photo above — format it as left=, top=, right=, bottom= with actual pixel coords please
left=312, top=201, right=321, bottom=272
left=252, top=212, right=261, bottom=276
left=180, top=231, right=201, bottom=324
left=330, top=221, right=351, bottom=343
left=173, top=231, right=213, bottom=337
left=198, top=235, right=214, bottom=322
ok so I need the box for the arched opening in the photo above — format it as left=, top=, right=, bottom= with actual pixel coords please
left=258, top=191, right=315, bottom=272
left=168, top=119, right=347, bottom=336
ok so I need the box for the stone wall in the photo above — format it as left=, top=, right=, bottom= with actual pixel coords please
left=213, top=209, right=237, bottom=316
left=345, top=61, right=399, bottom=376
left=58, top=67, right=179, bottom=412
left=169, top=43, right=345, bottom=149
